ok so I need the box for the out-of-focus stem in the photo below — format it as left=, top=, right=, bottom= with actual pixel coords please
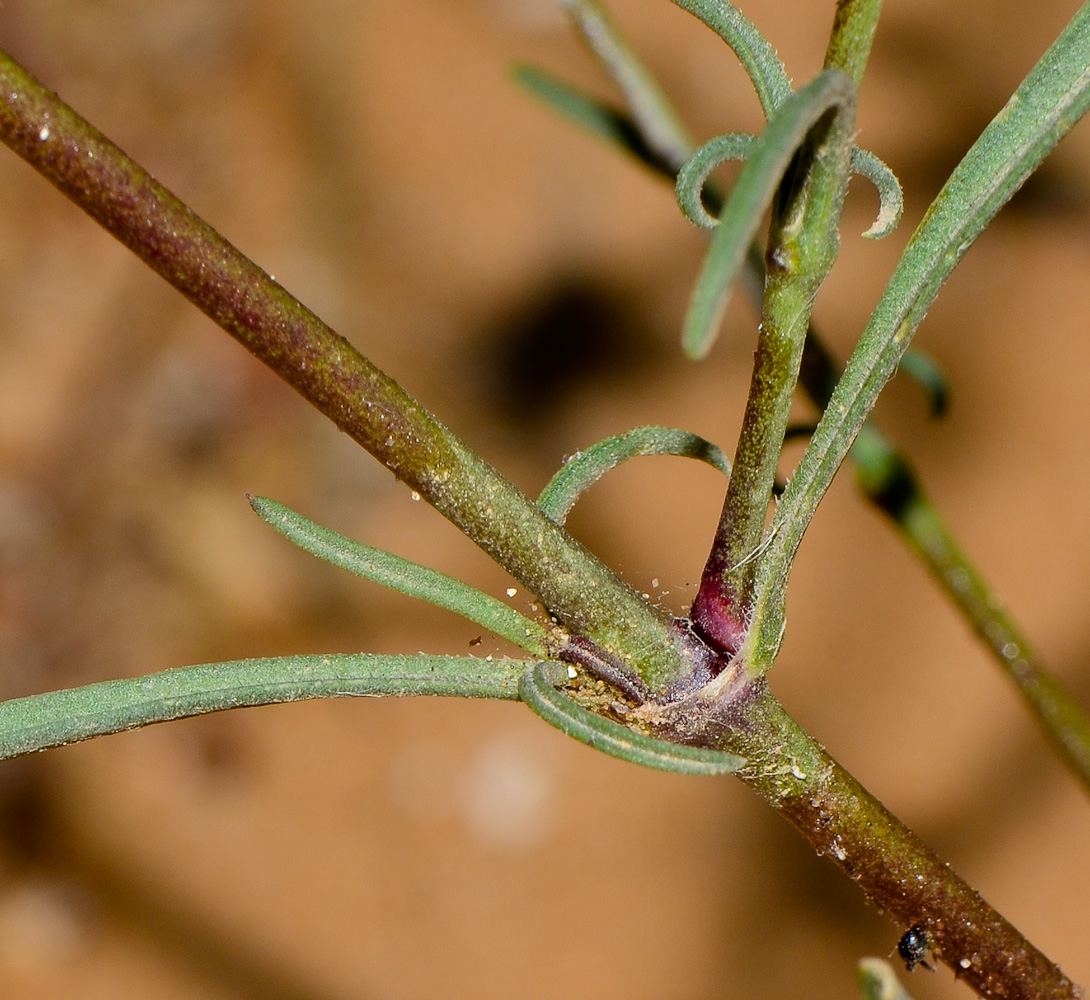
left=852, top=426, right=1090, bottom=792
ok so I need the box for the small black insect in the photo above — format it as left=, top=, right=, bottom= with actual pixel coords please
left=898, top=924, right=936, bottom=972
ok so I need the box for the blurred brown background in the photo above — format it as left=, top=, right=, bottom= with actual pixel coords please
left=1, top=1, right=1089, bottom=997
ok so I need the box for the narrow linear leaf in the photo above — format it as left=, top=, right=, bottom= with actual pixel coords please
left=518, top=662, right=744, bottom=774
left=669, top=0, right=792, bottom=118
left=512, top=64, right=666, bottom=169
left=559, top=0, right=695, bottom=170
left=763, top=3, right=1090, bottom=618
left=897, top=349, right=948, bottom=417
left=537, top=425, right=730, bottom=525
left=0, top=654, right=530, bottom=761
left=250, top=496, right=551, bottom=657
left=681, top=68, right=856, bottom=359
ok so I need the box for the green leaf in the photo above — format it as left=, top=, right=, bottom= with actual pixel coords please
left=675, top=132, right=760, bottom=229
left=850, top=147, right=904, bottom=239
left=537, top=425, right=730, bottom=525
left=512, top=64, right=670, bottom=171
left=250, top=496, right=552, bottom=657
left=557, top=0, right=696, bottom=171
left=669, top=0, right=792, bottom=118
left=897, top=348, right=948, bottom=417
left=0, top=654, right=530, bottom=761
left=518, top=662, right=745, bottom=774
left=680, top=68, right=856, bottom=359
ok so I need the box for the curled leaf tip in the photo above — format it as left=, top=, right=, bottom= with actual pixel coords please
left=850, top=147, right=904, bottom=239
left=676, top=132, right=759, bottom=229
left=538, top=425, right=730, bottom=524
left=680, top=68, right=857, bottom=359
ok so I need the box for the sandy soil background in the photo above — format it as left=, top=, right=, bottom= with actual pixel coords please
left=1, top=1, right=1089, bottom=998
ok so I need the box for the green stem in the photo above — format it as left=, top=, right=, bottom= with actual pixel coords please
left=823, top=0, right=885, bottom=85
left=705, top=0, right=885, bottom=661
left=0, top=50, right=687, bottom=692
left=0, top=654, right=529, bottom=760
left=692, top=71, right=856, bottom=652
left=755, top=3, right=1090, bottom=665
left=677, top=69, right=856, bottom=360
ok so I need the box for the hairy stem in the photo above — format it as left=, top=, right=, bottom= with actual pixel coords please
left=680, top=682, right=1084, bottom=999
left=824, top=0, right=885, bottom=85
left=713, top=0, right=885, bottom=664
left=692, top=72, right=856, bottom=653
left=0, top=50, right=687, bottom=692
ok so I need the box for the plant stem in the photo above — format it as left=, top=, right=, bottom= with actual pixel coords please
left=756, top=2, right=1090, bottom=661
left=692, top=76, right=856, bottom=654
left=520, top=2, right=1090, bottom=791
left=714, top=0, right=885, bottom=665
left=0, top=49, right=688, bottom=692
left=691, top=0, right=885, bottom=658
left=824, top=0, right=885, bottom=85
left=673, top=682, right=1085, bottom=999
left=690, top=279, right=815, bottom=652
